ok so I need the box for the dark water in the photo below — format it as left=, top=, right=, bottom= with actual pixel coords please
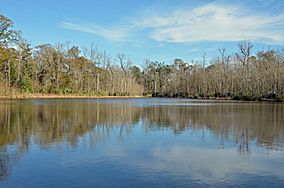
left=0, top=98, right=284, bottom=187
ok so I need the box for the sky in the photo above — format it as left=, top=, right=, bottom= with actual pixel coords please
left=1, top=0, right=284, bottom=66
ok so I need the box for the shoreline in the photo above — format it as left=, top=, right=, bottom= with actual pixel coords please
left=0, top=94, right=145, bottom=99
left=0, top=94, right=281, bottom=102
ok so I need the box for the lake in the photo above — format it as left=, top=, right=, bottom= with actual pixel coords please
left=0, top=98, right=284, bottom=187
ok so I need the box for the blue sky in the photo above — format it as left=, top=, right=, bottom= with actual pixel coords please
left=2, top=0, right=284, bottom=65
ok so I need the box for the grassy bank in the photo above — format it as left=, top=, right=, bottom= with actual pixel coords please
left=0, top=93, right=145, bottom=99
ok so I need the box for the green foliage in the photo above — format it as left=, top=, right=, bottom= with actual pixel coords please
left=0, top=15, right=20, bottom=46
left=19, top=65, right=33, bottom=92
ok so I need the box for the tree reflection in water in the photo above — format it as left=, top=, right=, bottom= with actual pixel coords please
left=0, top=99, right=283, bottom=180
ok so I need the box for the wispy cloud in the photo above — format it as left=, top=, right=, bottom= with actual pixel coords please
left=61, top=3, right=284, bottom=44
left=135, top=4, right=284, bottom=44
left=61, top=21, right=129, bottom=41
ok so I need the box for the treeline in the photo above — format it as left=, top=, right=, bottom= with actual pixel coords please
left=1, top=14, right=284, bottom=100
left=142, top=45, right=284, bottom=101
left=0, top=15, right=143, bottom=96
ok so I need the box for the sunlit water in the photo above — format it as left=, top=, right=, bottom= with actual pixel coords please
left=0, top=98, right=284, bottom=187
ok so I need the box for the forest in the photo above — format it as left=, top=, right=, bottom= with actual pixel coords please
left=1, top=14, right=284, bottom=101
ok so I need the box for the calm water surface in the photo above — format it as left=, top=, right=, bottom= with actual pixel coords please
left=0, top=98, right=284, bottom=187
